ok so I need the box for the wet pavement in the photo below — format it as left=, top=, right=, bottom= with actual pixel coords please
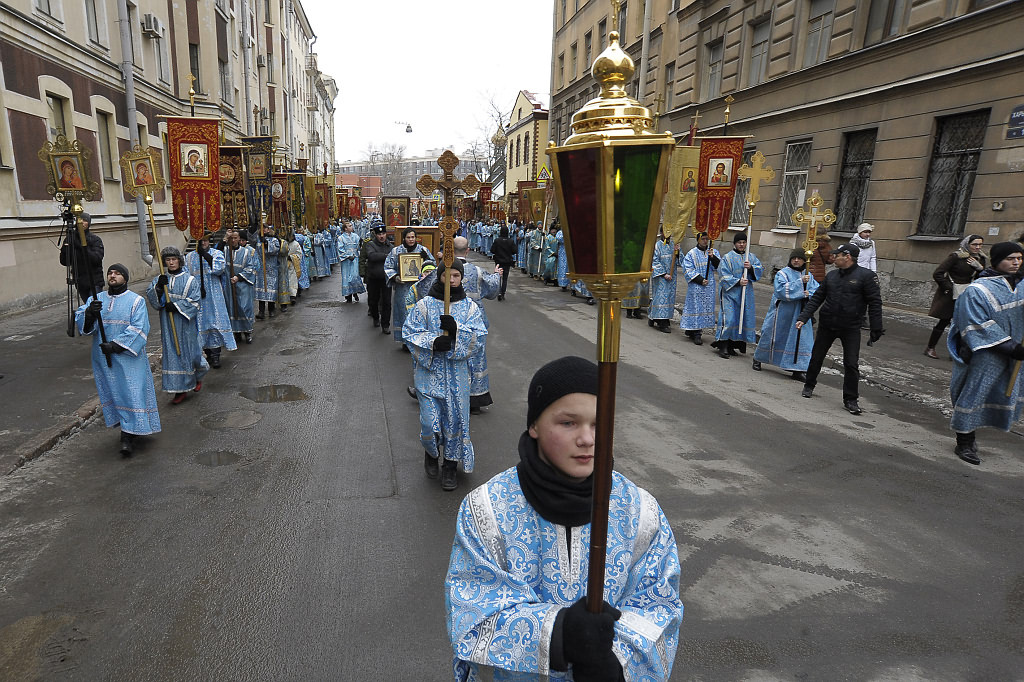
left=1, top=255, right=1023, bottom=679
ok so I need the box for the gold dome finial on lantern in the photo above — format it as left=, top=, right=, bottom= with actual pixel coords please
left=564, top=4, right=669, bottom=145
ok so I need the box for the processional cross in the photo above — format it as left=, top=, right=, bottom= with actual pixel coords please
left=792, top=191, right=837, bottom=258
left=736, top=150, right=775, bottom=207
left=415, top=150, right=481, bottom=316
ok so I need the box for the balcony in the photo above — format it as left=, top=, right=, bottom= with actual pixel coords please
left=305, top=53, right=317, bottom=74
left=306, top=96, right=317, bottom=111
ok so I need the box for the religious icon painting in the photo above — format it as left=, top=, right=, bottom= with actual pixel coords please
left=271, top=182, right=284, bottom=200
left=695, top=137, right=746, bottom=241
left=167, top=116, right=221, bottom=237
left=180, top=143, right=210, bottom=177
left=681, top=168, right=698, bottom=192
left=249, top=152, right=267, bottom=179
left=382, top=196, right=410, bottom=227
left=397, top=253, right=422, bottom=283
left=707, top=158, right=733, bottom=187
left=118, top=146, right=163, bottom=198
left=37, top=134, right=99, bottom=201
left=54, top=155, right=85, bottom=189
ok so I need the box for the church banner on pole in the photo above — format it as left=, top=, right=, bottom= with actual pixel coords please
left=694, top=136, right=746, bottom=242
left=167, top=117, right=220, bottom=238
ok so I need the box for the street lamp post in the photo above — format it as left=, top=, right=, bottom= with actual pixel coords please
left=546, top=6, right=674, bottom=614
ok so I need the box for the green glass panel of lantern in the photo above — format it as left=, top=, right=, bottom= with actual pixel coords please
left=612, top=146, right=661, bottom=273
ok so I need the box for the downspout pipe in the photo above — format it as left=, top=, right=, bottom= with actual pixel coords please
left=116, top=0, right=153, bottom=265
left=241, top=0, right=254, bottom=134
left=637, top=0, right=654, bottom=100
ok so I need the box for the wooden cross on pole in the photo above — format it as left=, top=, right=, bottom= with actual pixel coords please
left=736, top=150, right=775, bottom=207
left=792, top=191, right=837, bottom=257
left=415, top=149, right=481, bottom=316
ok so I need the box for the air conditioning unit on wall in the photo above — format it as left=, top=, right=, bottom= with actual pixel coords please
left=256, top=55, right=266, bottom=68
left=260, top=125, right=270, bottom=135
left=142, top=14, right=163, bottom=37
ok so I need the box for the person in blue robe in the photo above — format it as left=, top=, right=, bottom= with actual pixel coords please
left=622, top=279, right=649, bottom=319
left=403, top=260, right=487, bottom=491
left=478, top=221, right=491, bottom=256
left=385, top=227, right=435, bottom=346
left=529, top=225, right=545, bottom=278
left=713, top=231, right=763, bottom=358
left=252, top=225, right=280, bottom=318
left=648, top=235, right=679, bottom=332
left=469, top=221, right=479, bottom=251
left=220, top=230, right=256, bottom=344
left=753, top=249, right=818, bottom=379
left=312, top=230, right=331, bottom=279
left=556, top=228, right=569, bottom=289
left=326, top=222, right=340, bottom=267
left=454, top=238, right=501, bottom=413
left=571, top=277, right=596, bottom=305
left=76, top=263, right=160, bottom=456
left=339, top=221, right=365, bottom=302
left=445, top=356, right=683, bottom=682
left=184, top=237, right=236, bottom=369
left=295, top=231, right=312, bottom=293
left=948, top=242, right=1024, bottom=465
left=680, top=231, right=721, bottom=345
left=542, top=226, right=559, bottom=284
left=146, top=247, right=209, bottom=404
left=517, top=223, right=530, bottom=273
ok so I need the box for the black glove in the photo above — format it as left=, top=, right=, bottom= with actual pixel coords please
left=561, top=598, right=622, bottom=669
left=1012, top=344, right=1024, bottom=361
left=83, top=299, right=102, bottom=326
left=691, top=275, right=705, bottom=285
left=99, top=341, right=125, bottom=355
left=156, top=274, right=168, bottom=290
left=439, top=314, right=458, bottom=334
left=709, top=254, right=721, bottom=268
left=432, top=335, right=453, bottom=352
left=869, top=328, right=885, bottom=344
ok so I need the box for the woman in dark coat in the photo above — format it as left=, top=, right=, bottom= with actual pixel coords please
left=925, top=234, right=986, bottom=359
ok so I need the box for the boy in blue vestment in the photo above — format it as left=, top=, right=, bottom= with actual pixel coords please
left=445, top=356, right=683, bottom=681
left=76, top=264, right=160, bottom=457
left=338, top=220, right=365, bottom=302
left=753, top=249, right=818, bottom=380
left=648, top=235, right=679, bottom=332
left=680, top=232, right=720, bottom=345
left=713, top=232, right=763, bottom=358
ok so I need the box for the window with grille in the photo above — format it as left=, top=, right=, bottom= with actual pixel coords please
left=834, top=129, right=876, bottom=232
left=916, top=110, right=989, bottom=237
left=748, top=20, right=770, bottom=86
left=777, top=141, right=812, bottom=227
left=705, top=41, right=723, bottom=99
left=804, top=0, right=835, bottom=67
left=730, top=148, right=756, bottom=226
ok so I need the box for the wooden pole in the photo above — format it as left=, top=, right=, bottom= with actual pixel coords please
left=144, top=193, right=180, bottom=356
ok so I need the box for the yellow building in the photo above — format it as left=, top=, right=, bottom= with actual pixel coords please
left=504, top=90, right=549, bottom=203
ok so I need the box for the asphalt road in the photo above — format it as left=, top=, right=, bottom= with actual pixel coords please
left=2, top=256, right=1023, bottom=680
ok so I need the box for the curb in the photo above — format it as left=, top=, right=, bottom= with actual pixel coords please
left=3, top=353, right=163, bottom=476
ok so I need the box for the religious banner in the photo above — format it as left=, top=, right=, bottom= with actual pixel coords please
left=326, top=186, right=336, bottom=221
left=219, top=145, right=249, bottom=232
left=524, top=187, right=547, bottom=225
left=461, top=197, right=475, bottom=221
left=488, top=200, right=501, bottom=220
left=383, top=196, right=410, bottom=227
left=663, top=145, right=700, bottom=243
left=167, top=117, right=220, bottom=238
left=240, top=135, right=273, bottom=212
left=287, top=172, right=305, bottom=231
left=478, top=183, right=492, bottom=204
left=347, top=192, right=362, bottom=219
left=337, top=188, right=349, bottom=218
left=694, top=136, right=746, bottom=242
left=304, top=176, right=317, bottom=230
left=270, top=173, right=288, bottom=232
left=315, top=182, right=330, bottom=229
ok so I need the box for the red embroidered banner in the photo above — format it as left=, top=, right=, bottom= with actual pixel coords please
left=315, top=183, right=330, bottom=229
left=270, top=173, right=288, bottom=232
left=337, top=188, right=349, bottom=218
left=695, top=137, right=746, bottom=242
left=168, top=117, right=221, bottom=238
left=478, top=183, right=492, bottom=203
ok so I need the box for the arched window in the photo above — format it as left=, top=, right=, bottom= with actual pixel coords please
left=524, top=132, right=531, bottom=170
left=516, top=136, right=521, bottom=167
left=509, top=141, right=513, bottom=169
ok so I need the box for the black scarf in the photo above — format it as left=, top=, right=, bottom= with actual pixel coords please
left=107, top=282, right=128, bottom=296
left=427, top=278, right=466, bottom=301
left=516, top=431, right=593, bottom=527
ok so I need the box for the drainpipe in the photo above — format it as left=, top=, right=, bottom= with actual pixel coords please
left=116, top=0, right=152, bottom=265
left=636, top=0, right=654, bottom=100
left=241, top=0, right=253, bottom=134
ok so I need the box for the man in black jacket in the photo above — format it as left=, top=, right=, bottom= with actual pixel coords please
left=796, top=243, right=884, bottom=415
left=59, top=211, right=104, bottom=302
left=490, top=225, right=516, bottom=300
left=360, top=223, right=393, bottom=333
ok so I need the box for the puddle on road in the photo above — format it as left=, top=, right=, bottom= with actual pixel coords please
left=196, top=450, right=242, bottom=466
left=239, top=384, right=309, bottom=402
left=309, top=301, right=345, bottom=308
left=278, top=345, right=314, bottom=356
left=200, top=409, right=263, bottom=430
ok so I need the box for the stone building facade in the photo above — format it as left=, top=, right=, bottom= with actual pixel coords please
left=550, top=0, right=1024, bottom=305
left=0, top=0, right=337, bottom=312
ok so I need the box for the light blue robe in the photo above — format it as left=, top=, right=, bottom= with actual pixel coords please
left=479, top=223, right=493, bottom=256
left=469, top=222, right=480, bottom=251
left=338, top=231, right=366, bottom=296
left=184, top=249, right=237, bottom=351
left=326, top=225, right=340, bottom=265
left=680, top=246, right=719, bottom=330
left=753, top=267, right=819, bottom=370
left=649, top=239, right=679, bottom=320
left=253, top=236, right=280, bottom=303
left=715, top=248, right=764, bottom=343
left=75, top=291, right=161, bottom=435
left=573, top=278, right=592, bottom=299
left=528, top=229, right=545, bottom=276
left=517, top=228, right=528, bottom=268
left=385, top=243, right=435, bottom=342
left=146, top=272, right=210, bottom=393
left=294, top=234, right=311, bottom=290
left=220, top=244, right=256, bottom=333
left=622, top=279, right=649, bottom=310
left=313, top=232, right=331, bottom=277
left=556, top=230, right=569, bottom=287
left=542, top=233, right=558, bottom=280
left=948, top=274, right=1024, bottom=433
left=402, top=295, right=487, bottom=469
left=446, top=467, right=683, bottom=682
left=461, top=260, right=500, bottom=401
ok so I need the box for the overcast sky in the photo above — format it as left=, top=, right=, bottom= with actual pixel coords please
left=308, top=0, right=555, bottom=164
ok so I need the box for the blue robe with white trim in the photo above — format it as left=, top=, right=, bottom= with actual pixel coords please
left=715, top=248, right=763, bottom=343
left=680, top=246, right=719, bottom=330
left=75, top=291, right=161, bottom=435
left=385, top=243, right=434, bottom=342
left=753, top=266, right=819, bottom=370
left=948, top=274, right=1024, bottom=433
left=461, top=261, right=500, bottom=400
left=220, top=244, right=256, bottom=333
left=145, top=272, right=210, bottom=393
left=446, top=467, right=683, bottom=682
left=184, top=249, right=237, bottom=351
left=253, top=236, right=280, bottom=303
left=649, top=239, right=679, bottom=320
left=338, top=231, right=366, bottom=296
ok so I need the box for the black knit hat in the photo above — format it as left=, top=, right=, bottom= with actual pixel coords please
left=527, top=356, right=599, bottom=427
left=788, top=249, right=806, bottom=262
left=733, top=231, right=747, bottom=244
left=107, top=263, right=130, bottom=282
left=989, top=241, right=1023, bottom=268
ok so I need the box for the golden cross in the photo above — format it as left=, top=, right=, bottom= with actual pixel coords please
left=690, top=110, right=702, bottom=129
left=736, top=150, right=775, bottom=206
left=415, top=150, right=481, bottom=315
left=653, top=94, right=665, bottom=127
left=792, top=191, right=837, bottom=254
left=611, top=0, right=622, bottom=33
